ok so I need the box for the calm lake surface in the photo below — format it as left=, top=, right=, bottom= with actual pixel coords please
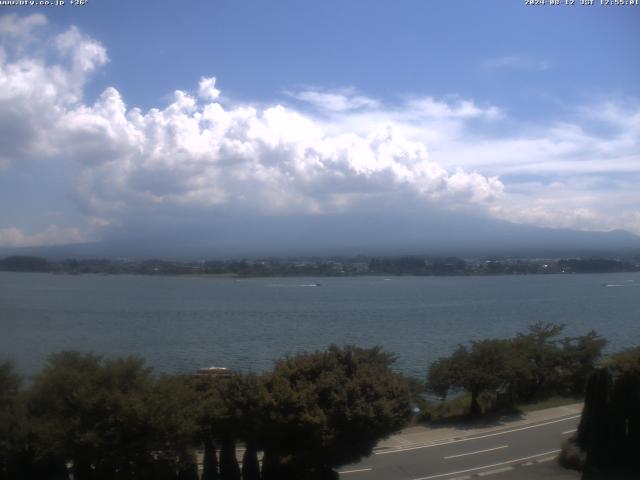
left=1, top=272, right=639, bottom=377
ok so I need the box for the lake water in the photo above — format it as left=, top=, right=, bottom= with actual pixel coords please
left=1, top=272, right=639, bottom=378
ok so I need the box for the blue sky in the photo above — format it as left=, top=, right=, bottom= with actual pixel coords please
left=0, top=1, right=639, bottom=249
left=48, top=1, right=638, bottom=113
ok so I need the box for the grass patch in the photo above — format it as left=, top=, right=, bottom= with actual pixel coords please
left=415, top=394, right=581, bottom=426
left=419, top=393, right=472, bottom=423
left=517, top=396, right=582, bottom=413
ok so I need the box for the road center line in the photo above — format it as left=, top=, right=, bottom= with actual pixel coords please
left=444, top=445, right=508, bottom=459
left=338, top=468, right=373, bottom=474
left=562, top=429, right=577, bottom=435
left=375, top=415, right=580, bottom=455
left=411, top=449, right=560, bottom=480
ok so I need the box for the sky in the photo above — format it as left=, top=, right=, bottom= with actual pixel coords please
left=0, top=0, right=639, bottom=252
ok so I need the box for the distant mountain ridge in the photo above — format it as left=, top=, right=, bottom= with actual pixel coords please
left=2, top=213, right=639, bottom=260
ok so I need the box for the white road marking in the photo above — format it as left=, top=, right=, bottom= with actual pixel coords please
left=375, top=415, right=580, bottom=455
left=444, top=445, right=508, bottom=460
left=536, top=455, right=557, bottom=463
left=338, top=468, right=373, bottom=474
left=411, top=449, right=560, bottom=480
left=562, top=429, right=577, bottom=435
left=477, top=466, right=513, bottom=476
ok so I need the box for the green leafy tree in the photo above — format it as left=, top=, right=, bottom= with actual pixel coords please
left=201, top=437, right=219, bottom=480
left=0, top=361, right=25, bottom=480
left=191, top=371, right=270, bottom=480
left=560, top=331, right=607, bottom=396
left=605, top=346, right=640, bottom=472
left=428, top=324, right=607, bottom=416
left=426, top=347, right=465, bottom=400
left=261, top=345, right=411, bottom=479
left=512, top=322, right=565, bottom=401
left=147, top=375, right=202, bottom=478
left=27, top=351, right=200, bottom=480
left=176, top=452, right=199, bottom=480
left=189, top=374, right=228, bottom=480
left=27, top=351, right=104, bottom=480
left=219, top=436, right=241, bottom=480
left=604, top=346, right=640, bottom=375
left=578, top=369, right=612, bottom=469
left=578, top=363, right=640, bottom=477
left=241, top=442, right=260, bottom=480
left=427, top=339, right=522, bottom=415
left=217, top=373, right=267, bottom=480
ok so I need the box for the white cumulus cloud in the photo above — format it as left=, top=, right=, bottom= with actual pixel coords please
left=198, top=76, right=220, bottom=101
left=0, top=20, right=506, bottom=248
left=55, top=26, right=108, bottom=76
left=0, top=13, right=47, bottom=40
left=0, top=225, right=87, bottom=248
left=1, top=18, right=639, bottom=248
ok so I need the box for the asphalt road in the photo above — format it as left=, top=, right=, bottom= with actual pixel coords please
left=338, top=414, right=581, bottom=480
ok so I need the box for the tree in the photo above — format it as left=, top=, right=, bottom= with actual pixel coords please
left=0, top=362, right=24, bottom=480
left=189, top=374, right=229, bottom=480
left=0, top=255, right=48, bottom=272
left=219, top=436, right=241, bottom=480
left=201, top=437, right=219, bottom=480
left=176, top=452, right=199, bottom=480
left=427, top=323, right=608, bottom=416
left=426, top=346, right=465, bottom=400
left=605, top=346, right=640, bottom=472
left=560, top=331, right=607, bottom=396
left=512, top=322, right=566, bottom=401
left=261, top=345, right=411, bottom=479
left=216, top=373, right=267, bottom=480
left=240, top=442, right=260, bottom=480
left=427, top=339, right=521, bottom=416
left=578, top=365, right=640, bottom=477
left=578, top=369, right=611, bottom=466
left=146, top=374, right=201, bottom=478
left=27, top=352, right=104, bottom=480
left=605, top=346, right=640, bottom=376
left=27, top=351, right=200, bottom=480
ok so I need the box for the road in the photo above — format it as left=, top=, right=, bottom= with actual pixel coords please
left=338, top=414, right=580, bottom=480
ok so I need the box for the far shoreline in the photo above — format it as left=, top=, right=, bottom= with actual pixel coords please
left=0, top=270, right=639, bottom=281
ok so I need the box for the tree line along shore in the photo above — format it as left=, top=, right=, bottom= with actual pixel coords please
left=1, top=254, right=640, bottom=277
left=0, top=323, right=638, bottom=480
